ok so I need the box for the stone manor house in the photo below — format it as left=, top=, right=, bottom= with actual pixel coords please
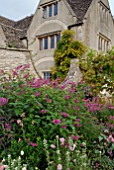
left=0, top=0, right=114, bottom=79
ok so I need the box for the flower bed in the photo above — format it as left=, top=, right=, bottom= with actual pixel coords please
left=0, top=65, right=114, bottom=169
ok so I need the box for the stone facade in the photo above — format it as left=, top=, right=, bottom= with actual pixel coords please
left=27, top=0, right=114, bottom=78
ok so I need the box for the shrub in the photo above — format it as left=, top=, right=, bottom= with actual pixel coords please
left=51, top=30, right=86, bottom=81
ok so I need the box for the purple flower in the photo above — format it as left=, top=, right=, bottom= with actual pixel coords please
left=53, top=119, right=61, bottom=124
left=65, top=95, right=71, bottom=100
left=61, top=112, right=69, bottom=118
left=23, top=64, right=30, bottom=69
left=40, top=110, right=46, bottom=114
left=0, top=97, right=8, bottom=106
left=109, top=116, right=114, bottom=120
left=30, top=142, right=38, bottom=147
left=73, top=124, right=81, bottom=127
left=46, top=99, right=52, bottom=103
left=108, top=124, right=113, bottom=128
left=61, top=125, right=66, bottom=129
left=69, top=89, right=75, bottom=93
left=16, top=65, right=23, bottom=70
left=74, top=99, right=78, bottom=103
left=12, top=71, right=18, bottom=76
left=5, top=123, right=11, bottom=131
left=75, top=118, right=80, bottom=122
left=72, top=136, right=80, bottom=140
left=35, top=92, right=41, bottom=97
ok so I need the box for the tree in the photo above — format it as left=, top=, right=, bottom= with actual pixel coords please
left=51, top=30, right=86, bottom=81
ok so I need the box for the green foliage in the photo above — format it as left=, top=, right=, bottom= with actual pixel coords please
left=80, top=48, right=114, bottom=95
left=51, top=30, right=86, bottom=81
left=0, top=66, right=114, bottom=169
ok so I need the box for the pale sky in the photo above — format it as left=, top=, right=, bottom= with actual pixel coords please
left=0, top=0, right=114, bottom=21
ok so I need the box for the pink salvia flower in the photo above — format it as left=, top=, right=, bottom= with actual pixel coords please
left=52, top=119, right=61, bottom=124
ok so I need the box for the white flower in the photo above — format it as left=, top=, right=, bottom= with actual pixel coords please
left=57, top=164, right=62, bottom=170
left=43, top=139, right=47, bottom=144
left=22, top=167, right=27, bottom=170
left=56, top=150, right=60, bottom=154
left=21, top=150, right=24, bottom=155
left=2, top=158, right=5, bottom=162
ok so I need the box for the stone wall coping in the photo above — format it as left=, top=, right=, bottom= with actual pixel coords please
left=0, top=47, right=31, bottom=52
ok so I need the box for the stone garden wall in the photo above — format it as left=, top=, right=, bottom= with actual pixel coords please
left=0, top=47, right=36, bottom=75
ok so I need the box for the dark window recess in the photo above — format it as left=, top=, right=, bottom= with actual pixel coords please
left=43, top=6, right=47, bottom=18
left=49, top=5, right=52, bottom=17
left=56, top=34, right=60, bottom=44
left=39, top=38, right=43, bottom=50
left=50, top=35, right=55, bottom=48
left=44, top=37, right=48, bottom=49
left=54, top=2, right=58, bottom=16
left=44, top=72, right=51, bottom=79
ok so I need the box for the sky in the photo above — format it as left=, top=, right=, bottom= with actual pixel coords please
left=0, top=0, right=114, bottom=21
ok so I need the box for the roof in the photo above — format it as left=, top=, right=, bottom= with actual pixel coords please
left=0, top=15, right=33, bottom=48
left=66, top=0, right=93, bottom=22
left=14, top=15, right=33, bottom=31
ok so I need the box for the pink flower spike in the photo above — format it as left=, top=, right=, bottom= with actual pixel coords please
left=52, top=119, right=61, bottom=124
left=30, top=142, right=38, bottom=147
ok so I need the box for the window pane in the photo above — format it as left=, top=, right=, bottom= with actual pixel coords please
left=56, top=34, right=60, bottom=44
left=44, top=37, right=48, bottom=49
left=49, top=5, right=52, bottom=17
left=50, top=35, right=55, bottom=48
left=44, top=72, right=51, bottom=79
left=39, top=38, right=43, bottom=50
left=54, top=2, right=58, bottom=16
left=43, top=6, right=47, bottom=18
